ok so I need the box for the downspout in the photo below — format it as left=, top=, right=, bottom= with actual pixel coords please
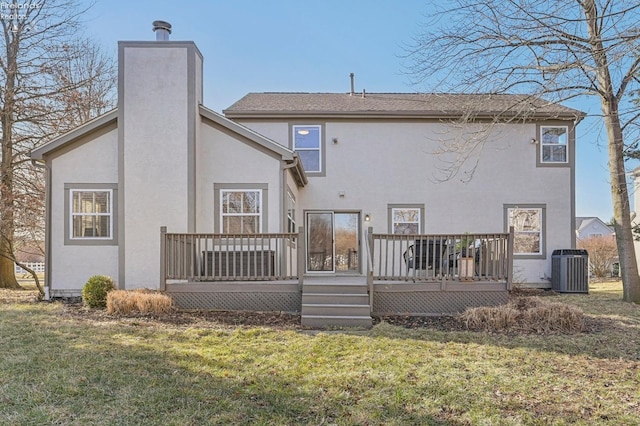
left=283, top=154, right=307, bottom=187
left=282, top=156, right=302, bottom=286
left=281, top=156, right=300, bottom=232
left=282, top=155, right=300, bottom=171
left=31, top=159, right=51, bottom=300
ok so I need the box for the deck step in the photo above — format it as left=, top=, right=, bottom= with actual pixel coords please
left=302, top=283, right=368, bottom=295
left=302, top=303, right=371, bottom=317
left=300, top=279, right=372, bottom=328
left=302, top=293, right=369, bottom=305
left=301, top=315, right=373, bottom=328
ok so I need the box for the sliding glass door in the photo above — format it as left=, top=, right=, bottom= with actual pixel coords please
left=306, top=212, right=359, bottom=273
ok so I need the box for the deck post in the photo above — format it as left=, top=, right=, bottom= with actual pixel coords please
left=507, top=226, right=515, bottom=290
left=367, top=226, right=374, bottom=313
left=160, top=226, right=167, bottom=291
left=297, top=226, right=305, bottom=289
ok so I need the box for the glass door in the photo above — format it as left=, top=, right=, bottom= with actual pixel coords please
left=306, top=212, right=360, bottom=273
left=307, top=212, right=334, bottom=272
left=334, top=213, right=359, bottom=272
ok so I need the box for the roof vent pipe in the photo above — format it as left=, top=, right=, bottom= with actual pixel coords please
left=349, top=73, right=355, bottom=96
left=362, top=88, right=366, bottom=98
left=152, top=20, right=172, bottom=41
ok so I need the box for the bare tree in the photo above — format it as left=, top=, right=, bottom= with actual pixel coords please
left=578, top=235, right=618, bottom=278
left=0, top=0, right=115, bottom=289
left=408, top=0, right=640, bottom=302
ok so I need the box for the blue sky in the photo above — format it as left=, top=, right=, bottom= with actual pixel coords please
left=84, top=0, right=623, bottom=222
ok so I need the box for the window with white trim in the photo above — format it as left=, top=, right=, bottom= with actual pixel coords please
left=292, top=125, right=322, bottom=173
left=70, top=189, right=113, bottom=239
left=507, top=207, right=543, bottom=256
left=391, top=207, right=421, bottom=234
left=220, top=189, right=262, bottom=233
left=286, top=189, right=296, bottom=233
left=540, top=126, right=568, bottom=163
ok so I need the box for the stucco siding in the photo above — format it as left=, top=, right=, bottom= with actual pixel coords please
left=49, top=127, right=119, bottom=291
left=237, top=118, right=575, bottom=286
left=196, top=122, right=283, bottom=233
left=232, top=121, right=289, bottom=147
left=121, top=45, right=195, bottom=289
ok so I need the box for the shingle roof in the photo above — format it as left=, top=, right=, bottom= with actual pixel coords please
left=223, top=92, right=585, bottom=120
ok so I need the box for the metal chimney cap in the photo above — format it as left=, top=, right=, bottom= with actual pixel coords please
left=152, top=20, right=172, bottom=33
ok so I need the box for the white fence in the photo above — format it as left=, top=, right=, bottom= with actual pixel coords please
left=14, top=262, right=45, bottom=275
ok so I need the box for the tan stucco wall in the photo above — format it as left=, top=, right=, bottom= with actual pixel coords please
left=49, top=128, right=119, bottom=292
left=120, top=45, right=198, bottom=289
left=236, top=118, right=575, bottom=285
left=195, top=121, right=284, bottom=234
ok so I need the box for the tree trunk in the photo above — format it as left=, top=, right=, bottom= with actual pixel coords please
left=0, top=24, right=20, bottom=290
left=604, top=106, right=640, bottom=302
left=0, top=132, right=19, bottom=289
left=0, top=251, right=20, bottom=289
left=583, top=0, right=640, bottom=302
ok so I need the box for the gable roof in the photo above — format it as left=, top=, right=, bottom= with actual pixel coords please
left=198, top=105, right=307, bottom=186
left=576, top=217, right=614, bottom=234
left=30, top=105, right=307, bottom=188
left=223, top=92, right=585, bottom=121
left=31, top=109, right=118, bottom=160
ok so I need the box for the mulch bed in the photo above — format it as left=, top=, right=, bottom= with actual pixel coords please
left=5, top=287, right=596, bottom=333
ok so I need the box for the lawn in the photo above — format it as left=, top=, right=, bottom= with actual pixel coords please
left=1, top=282, right=639, bottom=425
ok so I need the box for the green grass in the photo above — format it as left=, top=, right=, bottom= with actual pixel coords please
left=1, top=282, right=640, bottom=425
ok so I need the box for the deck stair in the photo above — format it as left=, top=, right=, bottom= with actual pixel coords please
left=301, top=277, right=372, bottom=328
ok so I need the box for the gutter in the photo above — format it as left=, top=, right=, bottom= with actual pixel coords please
left=283, top=155, right=307, bottom=187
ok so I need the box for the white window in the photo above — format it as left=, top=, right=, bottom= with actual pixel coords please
left=507, top=207, right=543, bottom=255
left=541, top=126, right=568, bottom=163
left=392, top=208, right=421, bottom=234
left=286, top=190, right=296, bottom=233
left=70, top=189, right=113, bottom=239
left=293, top=125, right=322, bottom=173
left=220, top=190, right=262, bottom=233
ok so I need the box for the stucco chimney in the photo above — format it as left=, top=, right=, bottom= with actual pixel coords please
left=152, top=20, right=172, bottom=41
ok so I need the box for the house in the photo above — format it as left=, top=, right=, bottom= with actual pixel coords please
left=31, top=25, right=584, bottom=327
left=575, top=217, right=614, bottom=240
left=576, top=217, right=617, bottom=278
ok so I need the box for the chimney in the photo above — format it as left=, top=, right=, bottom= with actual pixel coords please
left=152, top=20, right=172, bottom=41
left=349, top=73, right=355, bottom=96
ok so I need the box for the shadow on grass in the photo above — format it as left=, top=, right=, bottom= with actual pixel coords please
left=0, top=304, right=467, bottom=426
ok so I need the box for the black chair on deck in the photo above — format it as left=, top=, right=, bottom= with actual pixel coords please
left=403, top=239, right=446, bottom=275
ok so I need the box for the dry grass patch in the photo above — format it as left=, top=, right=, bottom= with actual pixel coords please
left=461, top=296, right=584, bottom=334
left=106, top=289, right=173, bottom=315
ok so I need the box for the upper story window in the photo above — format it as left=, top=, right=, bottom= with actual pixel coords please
left=292, top=125, right=322, bottom=174
left=71, top=190, right=113, bottom=239
left=540, top=126, right=568, bottom=163
left=506, top=205, right=545, bottom=257
left=391, top=207, right=422, bottom=234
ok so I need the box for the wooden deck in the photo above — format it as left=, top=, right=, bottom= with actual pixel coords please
left=161, top=229, right=513, bottom=319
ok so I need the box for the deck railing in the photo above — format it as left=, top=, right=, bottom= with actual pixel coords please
left=369, top=230, right=513, bottom=285
left=161, top=228, right=298, bottom=287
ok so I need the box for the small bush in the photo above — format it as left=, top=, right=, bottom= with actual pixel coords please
left=107, top=289, right=173, bottom=315
left=82, top=275, right=116, bottom=308
left=460, top=296, right=584, bottom=334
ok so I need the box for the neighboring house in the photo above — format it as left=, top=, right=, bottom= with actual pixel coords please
left=576, top=217, right=617, bottom=277
left=31, top=27, right=584, bottom=326
left=575, top=217, right=614, bottom=240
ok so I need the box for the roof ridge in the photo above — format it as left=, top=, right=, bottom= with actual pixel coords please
left=249, top=92, right=539, bottom=96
